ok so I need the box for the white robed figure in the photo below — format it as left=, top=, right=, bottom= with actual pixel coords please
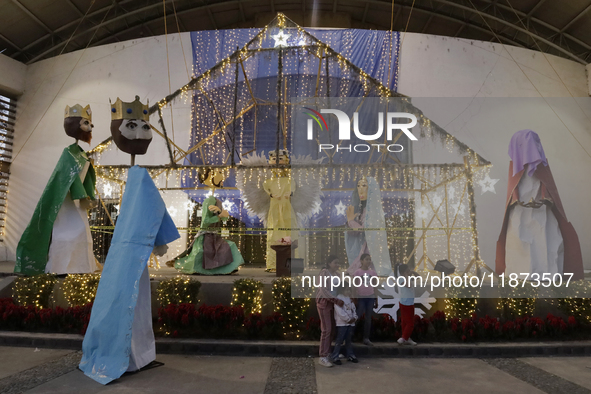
left=345, top=177, right=392, bottom=276
left=496, top=129, right=584, bottom=280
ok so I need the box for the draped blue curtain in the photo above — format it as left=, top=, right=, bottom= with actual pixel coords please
left=182, top=28, right=403, bottom=228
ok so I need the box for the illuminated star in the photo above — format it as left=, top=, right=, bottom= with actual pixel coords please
left=311, top=201, right=322, bottom=215
left=167, top=206, right=178, bottom=218
left=103, top=183, right=113, bottom=198
left=297, top=37, right=307, bottom=46
left=335, top=200, right=346, bottom=216
left=478, top=174, right=500, bottom=195
left=271, top=30, right=290, bottom=47
left=222, top=199, right=234, bottom=212
left=417, top=205, right=429, bottom=219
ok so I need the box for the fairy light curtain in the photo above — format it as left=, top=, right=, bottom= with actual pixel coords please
left=182, top=27, right=401, bottom=228
left=191, top=29, right=400, bottom=91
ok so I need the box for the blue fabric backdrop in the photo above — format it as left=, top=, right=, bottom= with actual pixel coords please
left=182, top=28, right=405, bottom=229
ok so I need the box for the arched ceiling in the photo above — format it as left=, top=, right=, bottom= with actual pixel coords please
left=0, top=0, right=590, bottom=65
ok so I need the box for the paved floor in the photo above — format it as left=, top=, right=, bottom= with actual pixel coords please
left=1, top=346, right=591, bottom=394
left=0, top=347, right=72, bottom=380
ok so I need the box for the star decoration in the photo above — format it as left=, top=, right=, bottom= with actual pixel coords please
left=417, top=205, right=429, bottom=219
left=271, top=30, right=290, bottom=47
left=222, top=199, right=234, bottom=212
left=297, top=37, right=307, bottom=46
left=451, top=201, right=466, bottom=218
left=447, top=186, right=456, bottom=201
left=431, top=194, right=443, bottom=208
left=184, top=200, right=197, bottom=212
left=167, top=206, right=178, bottom=218
left=335, top=200, right=346, bottom=216
left=103, top=183, right=113, bottom=198
left=478, top=174, right=500, bottom=195
left=311, top=201, right=322, bottom=215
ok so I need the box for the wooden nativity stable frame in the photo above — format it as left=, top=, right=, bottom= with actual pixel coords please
left=87, top=13, right=493, bottom=275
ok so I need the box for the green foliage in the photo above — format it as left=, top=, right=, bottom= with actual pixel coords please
left=13, top=274, right=57, bottom=308
left=61, top=273, right=101, bottom=307
left=271, top=277, right=312, bottom=339
left=554, top=281, right=591, bottom=324
left=444, top=286, right=479, bottom=319
left=156, top=277, right=201, bottom=306
left=232, top=278, right=264, bottom=315
left=497, top=279, right=537, bottom=319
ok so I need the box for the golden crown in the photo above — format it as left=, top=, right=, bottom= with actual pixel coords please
left=269, top=149, right=289, bottom=158
left=64, top=104, right=92, bottom=120
left=110, top=95, right=149, bottom=121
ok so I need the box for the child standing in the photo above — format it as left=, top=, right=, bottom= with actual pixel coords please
left=397, top=264, right=417, bottom=346
left=329, top=285, right=358, bottom=365
left=316, top=255, right=344, bottom=368
left=353, top=253, right=378, bottom=346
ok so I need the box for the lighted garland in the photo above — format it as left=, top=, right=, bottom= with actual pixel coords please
left=13, top=274, right=57, bottom=308
left=156, top=277, right=201, bottom=306
left=231, top=278, right=264, bottom=315
left=553, top=281, right=591, bottom=324
left=61, top=273, right=101, bottom=307
left=497, top=279, right=537, bottom=319
left=444, top=285, right=480, bottom=319
left=272, top=277, right=311, bottom=339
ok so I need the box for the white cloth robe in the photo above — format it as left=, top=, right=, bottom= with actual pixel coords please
left=505, top=167, right=564, bottom=277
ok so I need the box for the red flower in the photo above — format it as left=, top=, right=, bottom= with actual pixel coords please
left=181, top=313, right=190, bottom=326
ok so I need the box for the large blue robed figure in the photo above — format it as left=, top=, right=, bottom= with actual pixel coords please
left=80, top=166, right=179, bottom=384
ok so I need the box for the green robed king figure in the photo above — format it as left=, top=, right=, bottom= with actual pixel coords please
left=15, top=104, right=98, bottom=276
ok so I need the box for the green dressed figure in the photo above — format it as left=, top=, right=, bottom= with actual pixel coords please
left=15, top=104, right=97, bottom=276
left=170, top=169, right=244, bottom=275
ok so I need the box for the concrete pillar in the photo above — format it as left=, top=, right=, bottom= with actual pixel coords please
left=0, top=54, right=25, bottom=97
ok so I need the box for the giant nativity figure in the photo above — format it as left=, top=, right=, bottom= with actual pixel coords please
left=80, top=96, right=180, bottom=384
left=345, top=176, right=393, bottom=276
left=237, top=149, right=324, bottom=272
left=168, top=168, right=244, bottom=274
left=15, top=104, right=97, bottom=276
left=495, top=129, right=584, bottom=280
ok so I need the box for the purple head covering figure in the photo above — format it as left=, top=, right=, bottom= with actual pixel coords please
left=508, top=129, right=548, bottom=177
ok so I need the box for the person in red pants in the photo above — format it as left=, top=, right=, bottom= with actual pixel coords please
left=397, top=264, right=418, bottom=346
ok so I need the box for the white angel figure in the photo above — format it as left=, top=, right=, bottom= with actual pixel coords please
left=236, top=150, right=324, bottom=271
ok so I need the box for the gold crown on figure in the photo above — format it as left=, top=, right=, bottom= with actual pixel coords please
left=269, top=149, right=289, bottom=158
left=110, top=95, right=149, bottom=121
left=64, top=104, right=92, bottom=120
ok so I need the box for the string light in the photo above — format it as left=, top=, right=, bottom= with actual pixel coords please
left=231, top=278, right=263, bottom=314
left=13, top=274, right=57, bottom=309
left=272, top=277, right=311, bottom=339
left=156, top=276, right=201, bottom=306
left=62, top=273, right=101, bottom=307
